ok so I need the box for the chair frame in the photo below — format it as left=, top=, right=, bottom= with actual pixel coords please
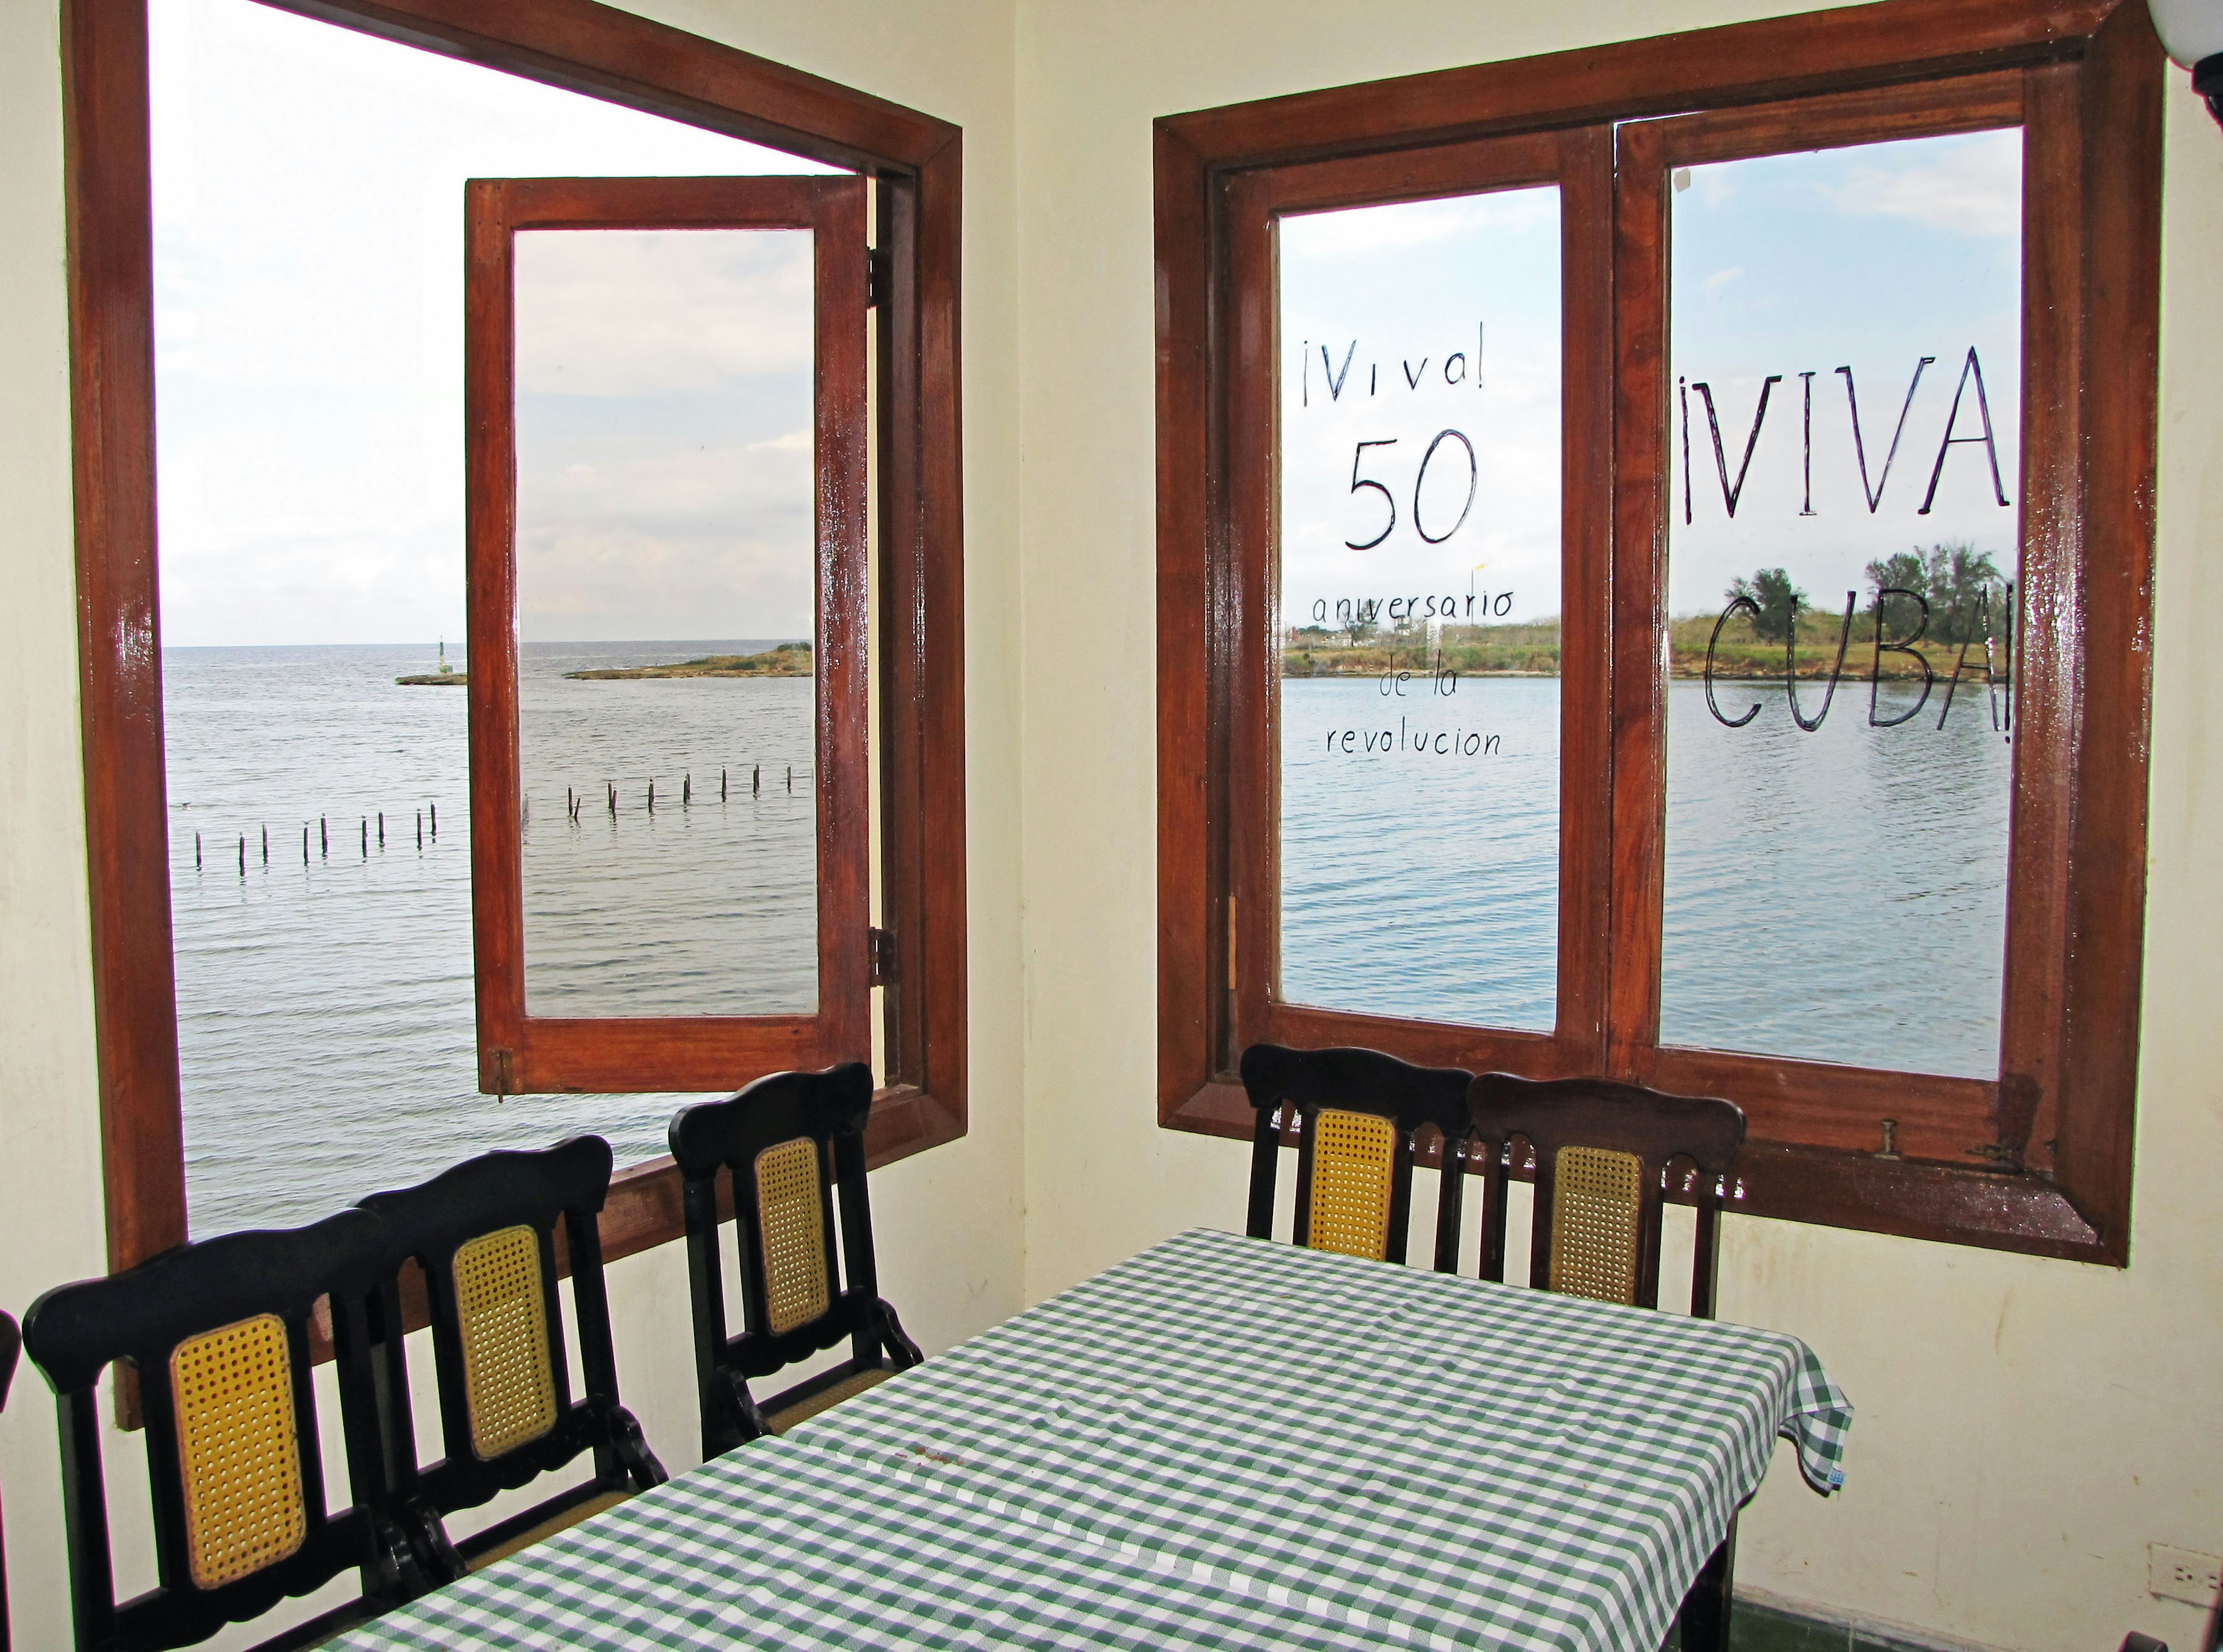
left=1468, top=1071, right=1747, bottom=1652
left=357, top=1135, right=664, bottom=1580
left=20, top=1210, right=423, bottom=1652
left=1239, top=1043, right=1474, bottom=1272
left=1, top=1308, right=19, bottom=1652
left=1468, top=1071, right=1745, bottom=1315
left=670, top=1062, right=923, bottom=1460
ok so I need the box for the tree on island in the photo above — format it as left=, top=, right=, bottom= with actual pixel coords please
left=1862, top=542, right=2007, bottom=645
left=1725, top=567, right=1806, bottom=643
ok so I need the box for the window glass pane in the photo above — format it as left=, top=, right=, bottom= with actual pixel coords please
left=1276, top=188, right=1562, bottom=1031
left=512, top=227, right=818, bottom=1019
left=152, top=0, right=837, bottom=1235
left=1660, top=130, right=2022, bottom=1077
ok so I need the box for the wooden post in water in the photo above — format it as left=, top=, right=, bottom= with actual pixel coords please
left=261, top=825, right=268, bottom=864
left=683, top=772, right=691, bottom=806
left=361, top=818, right=368, bottom=857
left=238, top=835, right=245, bottom=876
left=648, top=779, right=655, bottom=814
left=787, top=766, right=793, bottom=793
left=320, top=816, right=328, bottom=857
left=195, top=832, right=201, bottom=869
left=430, top=802, right=437, bottom=839
left=377, top=812, right=384, bottom=848
left=753, top=765, right=760, bottom=795
left=608, top=782, right=616, bottom=820
left=303, top=825, right=310, bottom=865
left=416, top=811, right=423, bottom=849
left=721, top=768, right=728, bottom=801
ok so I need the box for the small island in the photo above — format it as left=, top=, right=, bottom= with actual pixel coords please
left=564, top=641, right=812, bottom=680
left=398, top=642, right=464, bottom=685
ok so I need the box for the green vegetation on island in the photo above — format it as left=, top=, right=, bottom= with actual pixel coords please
left=564, top=641, right=812, bottom=680
left=1282, top=544, right=2013, bottom=684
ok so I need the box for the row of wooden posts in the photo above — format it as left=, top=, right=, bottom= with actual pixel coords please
left=558, top=765, right=795, bottom=825
left=192, top=805, right=440, bottom=874
left=187, top=763, right=806, bottom=873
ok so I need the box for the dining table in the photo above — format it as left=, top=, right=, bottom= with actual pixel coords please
left=331, top=1226, right=1852, bottom=1651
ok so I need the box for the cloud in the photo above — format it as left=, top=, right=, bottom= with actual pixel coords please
left=514, top=230, right=816, bottom=395
left=1703, top=266, right=1744, bottom=294
left=1282, top=185, right=1557, bottom=257
left=1825, top=128, right=2021, bottom=237
left=148, top=0, right=842, bottom=645
left=515, top=429, right=816, bottom=640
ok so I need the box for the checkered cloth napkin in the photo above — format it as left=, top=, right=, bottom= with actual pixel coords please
left=333, top=1227, right=1850, bottom=1652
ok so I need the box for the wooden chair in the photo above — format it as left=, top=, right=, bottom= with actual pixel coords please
left=1239, top=1043, right=1474, bottom=1271
left=669, top=1062, right=923, bottom=1460
left=1, top=1308, right=17, bottom=1652
left=19, top=1210, right=425, bottom=1651
left=1467, top=1071, right=1747, bottom=1652
left=357, top=1135, right=665, bottom=1579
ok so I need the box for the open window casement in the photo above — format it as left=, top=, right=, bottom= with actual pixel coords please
left=465, top=175, right=871, bottom=1095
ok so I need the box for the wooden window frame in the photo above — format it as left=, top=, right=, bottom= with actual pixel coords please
left=465, top=174, right=872, bottom=1095
left=66, top=0, right=970, bottom=1295
left=1156, top=0, right=2159, bottom=1264
left=1224, top=129, right=1615, bottom=1084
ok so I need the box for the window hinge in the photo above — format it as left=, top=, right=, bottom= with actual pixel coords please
left=869, top=926, right=895, bottom=987
left=866, top=247, right=887, bottom=309
left=489, top=1045, right=515, bottom=1099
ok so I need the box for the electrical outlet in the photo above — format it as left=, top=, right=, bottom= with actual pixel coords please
left=2149, top=1544, right=2222, bottom=1607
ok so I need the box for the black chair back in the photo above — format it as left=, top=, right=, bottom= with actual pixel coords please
left=1239, top=1043, right=1474, bottom=1272
left=20, top=1212, right=421, bottom=1650
left=1, top=1308, right=17, bottom=1652
left=357, top=1135, right=663, bottom=1577
left=669, top=1063, right=921, bottom=1458
left=1468, top=1071, right=1747, bottom=1316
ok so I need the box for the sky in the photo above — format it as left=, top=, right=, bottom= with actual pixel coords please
left=149, top=0, right=839, bottom=648
left=1279, top=188, right=1562, bottom=631
left=1668, top=128, right=2023, bottom=622
left=1275, top=126, right=2022, bottom=633
left=514, top=229, right=816, bottom=641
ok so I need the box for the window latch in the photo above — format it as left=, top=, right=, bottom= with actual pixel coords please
left=869, top=926, right=896, bottom=987
left=866, top=247, right=888, bottom=309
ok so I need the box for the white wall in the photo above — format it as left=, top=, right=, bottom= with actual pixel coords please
left=1011, top=5, right=2223, bottom=1651
left=0, top=0, right=1024, bottom=1646
left=0, top=0, right=115, bottom=1643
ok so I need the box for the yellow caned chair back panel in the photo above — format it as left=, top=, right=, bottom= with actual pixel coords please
left=453, top=1224, right=558, bottom=1460
left=1549, top=1145, right=1645, bottom=1305
left=1305, top=1108, right=1398, bottom=1261
left=170, top=1312, right=308, bottom=1591
left=755, top=1136, right=831, bottom=1334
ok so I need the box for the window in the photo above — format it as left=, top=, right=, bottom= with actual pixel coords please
left=467, top=174, right=873, bottom=1095
left=1157, top=0, right=2160, bottom=1261
left=68, top=0, right=967, bottom=1287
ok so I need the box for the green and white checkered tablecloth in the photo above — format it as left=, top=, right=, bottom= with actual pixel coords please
left=334, top=1227, right=1851, bottom=1652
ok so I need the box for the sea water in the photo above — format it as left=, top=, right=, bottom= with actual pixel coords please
left=1278, top=675, right=2011, bottom=1078
left=164, top=641, right=812, bottom=1236
left=167, top=648, right=2010, bottom=1238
